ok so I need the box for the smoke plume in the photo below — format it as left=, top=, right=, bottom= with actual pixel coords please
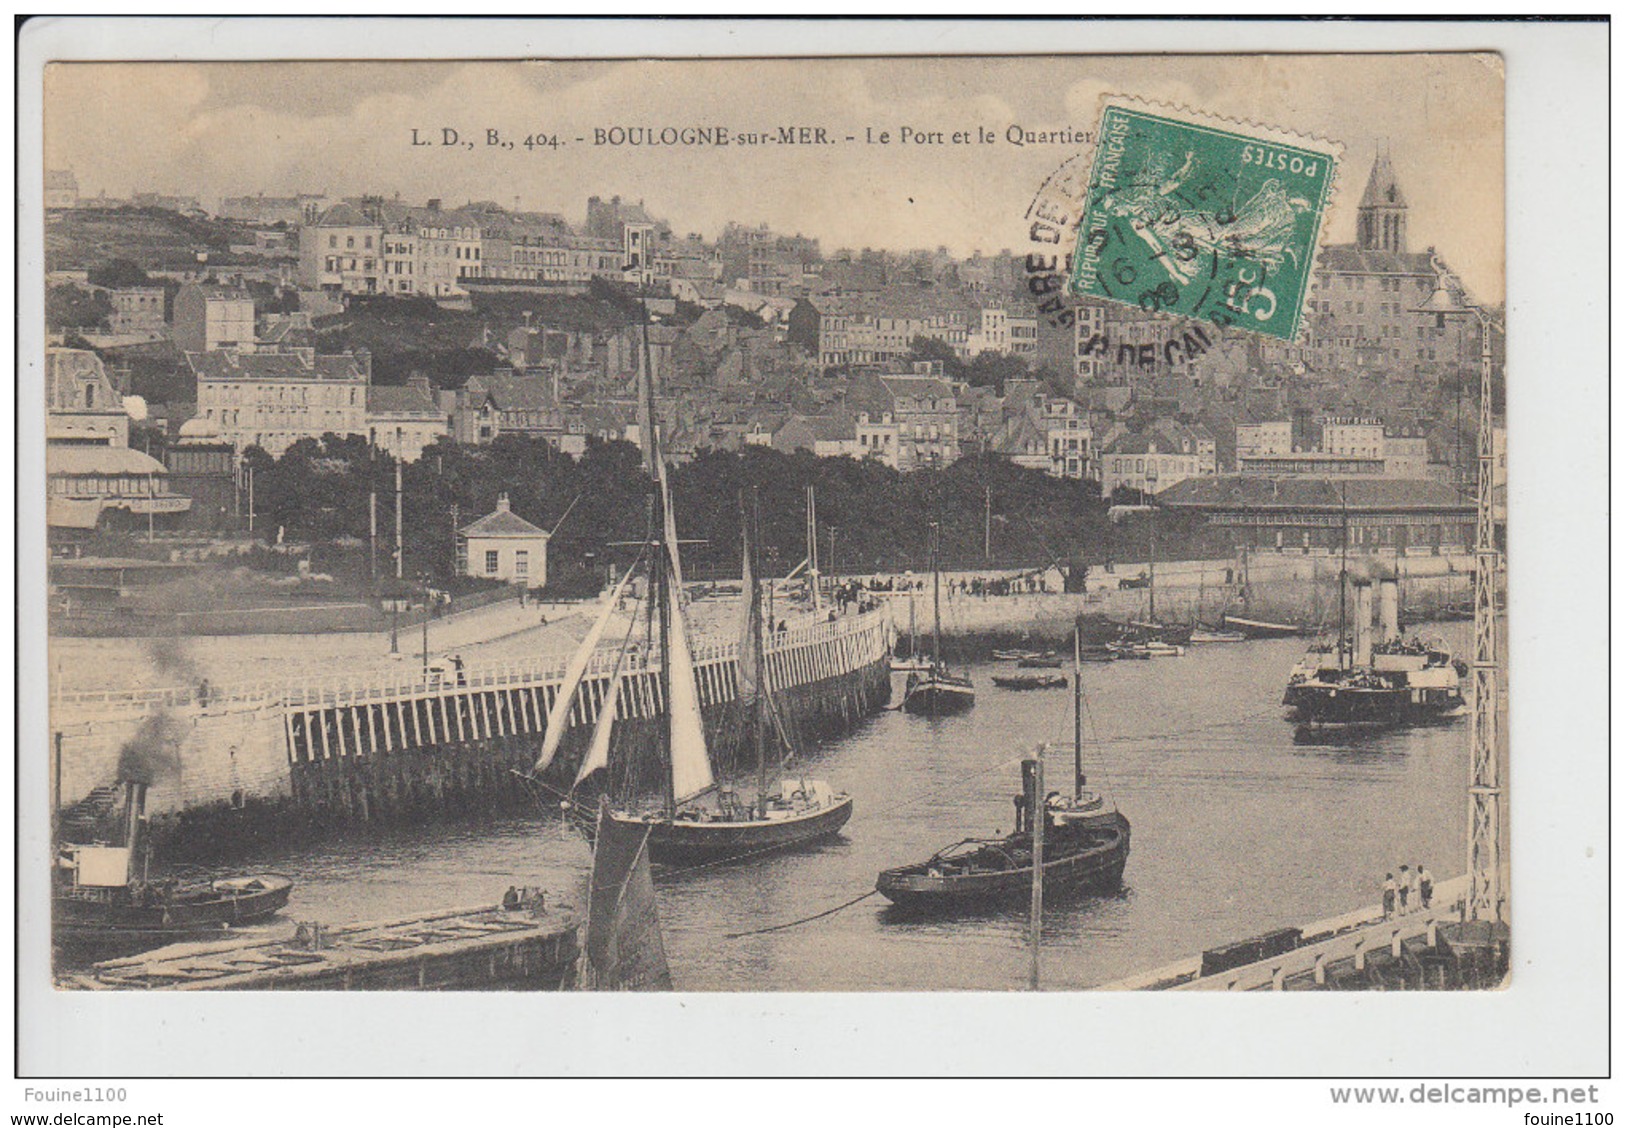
left=116, top=711, right=184, bottom=786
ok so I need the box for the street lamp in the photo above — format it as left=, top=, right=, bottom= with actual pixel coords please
left=1411, top=276, right=1504, bottom=925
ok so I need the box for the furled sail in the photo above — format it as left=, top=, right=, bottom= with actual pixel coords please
left=736, top=515, right=761, bottom=713
left=577, top=798, right=672, bottom=991
left=533, top=567, right=635, bottom=774
left=664, top=554, right=715, bottom=805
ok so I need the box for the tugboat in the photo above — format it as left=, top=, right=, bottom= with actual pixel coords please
left=879, top=617, right=1129, bottom=910
left=1283, top=575, right=1465, bottom=729
left=54, top=780, right=293, bottom=958
left=901, top=521, right=976, bottom=717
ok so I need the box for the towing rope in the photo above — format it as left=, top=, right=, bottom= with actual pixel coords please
left=724, top=890, right=881, bottom=939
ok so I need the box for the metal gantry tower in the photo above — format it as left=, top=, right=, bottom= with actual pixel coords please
left=1467, top=306, right=1503, bottom=923
left=1414, top=269, right=1504, bottom=924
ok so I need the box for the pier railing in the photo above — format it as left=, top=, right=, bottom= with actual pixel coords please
left=1102, top=875, right=1476, bottom=991
left=50, top=606, right=893, bottom=717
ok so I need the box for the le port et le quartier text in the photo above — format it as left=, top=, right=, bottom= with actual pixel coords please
left=410, top=123, right=1092, bottom=152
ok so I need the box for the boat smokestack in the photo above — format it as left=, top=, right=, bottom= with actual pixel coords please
left=1379, top=577, right=1400, bottom=643
left=1353, top=580, right=1374, bottom=668
left=122, top=780, right=147, bottom=856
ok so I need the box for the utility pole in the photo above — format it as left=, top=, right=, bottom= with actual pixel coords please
left=247, top=463, right=255, bottom=534
left=394, top=457, right=404, bottom=580
left=984, top=485, right=992, bottom=562
left=369, top=431, right=378, bottom=582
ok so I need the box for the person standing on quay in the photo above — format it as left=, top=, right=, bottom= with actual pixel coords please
left=1382, top=873, right=1397, bottom=919
left=1404, top=865, right=1421, bottom=913
left=1417, top=864, right=1433, bottom=910
left=1396, top=864, right=1411, bottom=913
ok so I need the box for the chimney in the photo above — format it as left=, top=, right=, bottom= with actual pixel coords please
left=1353, top=580, right=1374, bottom=668
left=428, top=198, right=441, bottom=212
left=496, top=492, right=511, bottom=513
left=1379, top=577, right=1400, bottom=642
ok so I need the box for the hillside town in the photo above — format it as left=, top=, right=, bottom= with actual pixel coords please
left=43, top=151, right=1503, bottom=584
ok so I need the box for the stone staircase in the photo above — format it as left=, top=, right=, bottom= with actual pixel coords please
left=57, top=784, right=122, bottom=841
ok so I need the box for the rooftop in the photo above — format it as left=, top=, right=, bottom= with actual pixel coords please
left=459, top=494, right=548, bottom=539
left=1158, top=475, right=1472, bottom=512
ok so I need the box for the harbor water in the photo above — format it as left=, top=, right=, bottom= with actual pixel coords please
left=115, top=623, right=1472, bottom=990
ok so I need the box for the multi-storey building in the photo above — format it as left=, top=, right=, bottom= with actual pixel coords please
left=186, top=348, right=370, bottom=456
left=1235, top=420, right=1294, bottom=462
left=366, top=377, right=448, bottom=463
left=1100, top=423, right=1214, bottom=498
left=851, top=365, right=960, bottom=470
left=106, top=288, right=166, bottom=336
left=171, top=283, right=256, bottom=354
left=788, top=293, right=971, bottom=368
left=299, top=202, right=384, bottom=296
left=1322, top=416, right=1387, bottom=460
left=1041, top=396, right=1093, bottom=480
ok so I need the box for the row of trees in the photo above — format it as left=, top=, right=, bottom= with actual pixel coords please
left=238, top=435, right=1217, bottom=596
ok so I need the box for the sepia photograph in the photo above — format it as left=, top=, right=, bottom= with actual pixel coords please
left=13, top=15, right=1609, bottom=1095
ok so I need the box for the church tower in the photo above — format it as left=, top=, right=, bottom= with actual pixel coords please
left=1356, top=144, right=1408, bottom=254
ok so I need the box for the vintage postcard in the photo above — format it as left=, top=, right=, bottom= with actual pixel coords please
left=35, top=49, right=1508, bottom=994
left=26, top=20, right=1611, bottom=1092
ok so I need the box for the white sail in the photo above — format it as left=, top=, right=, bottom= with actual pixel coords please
left=665, top=554, right=715, bottom=804
left=533, top=567, right=634, bottom=773
left=573, top=667, right=623, bottom=789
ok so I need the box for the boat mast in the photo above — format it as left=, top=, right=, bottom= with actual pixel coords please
left=655, top=520, right=675, bottom=817
left=1147, top=503, right=1157, bottom=624
left=1338, top=483, right=1349, bottom=669
left=1027, top=752, right=1045, bottom=991
left=748, top=493, right=769, bottom=818
left=1073, top=615, right=1085, bottom=798
left=806, top=485, right=820, bottom=612
left=930, top=520, right=942, bottom=672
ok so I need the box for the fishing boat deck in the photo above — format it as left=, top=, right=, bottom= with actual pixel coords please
left=64, top=901, right=582, bottom=991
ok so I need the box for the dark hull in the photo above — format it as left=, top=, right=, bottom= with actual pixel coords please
left=991, top=675, right=1068, bottom=690
left=1283, top=685, right=1465, bottom=727
left=608, top=797, right=854, bottom=867
left=877, top=815, right=1130, bottom=910
left=1129, top=621, right=1193, bottom=646
left=902, top=677, right=976, bottom=715
left=54, top=878, right=294, bottom=957
left=1223, top=615, right=1301, bottom=639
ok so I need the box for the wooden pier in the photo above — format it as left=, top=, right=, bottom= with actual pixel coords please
left=65, top=901, right=582, bottom=991
left=1102, top=873, right=1509, bottom=991
left=50, top=606, right=893, bottom=849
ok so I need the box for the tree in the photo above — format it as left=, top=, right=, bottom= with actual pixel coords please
left=964, top=351, right=1030, bottom=394
left=87, top=258, right=153, bottom=289
left=46, top=284, right=111, bottom=330
left=907, top=336, right=966, bottom=380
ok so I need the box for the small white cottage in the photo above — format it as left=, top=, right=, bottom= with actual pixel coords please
left=457, top=493, right=548, bottom=586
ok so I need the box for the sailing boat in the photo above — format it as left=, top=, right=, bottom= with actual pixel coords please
left=1126, top=501, right=1192, bottom=647
left=900, top=521, right=975, bottom=716
left=878, top=616, right=1129, bottom=909
left=890, top=591, right=931, bottom=672
left=556, top=330, right=852, bottom=865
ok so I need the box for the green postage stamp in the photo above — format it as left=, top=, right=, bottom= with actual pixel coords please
left=1069, top=97, right=1341, bottom=342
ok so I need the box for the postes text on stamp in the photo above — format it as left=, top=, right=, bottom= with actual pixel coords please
left=1068, top=97, right=1340, bottom=342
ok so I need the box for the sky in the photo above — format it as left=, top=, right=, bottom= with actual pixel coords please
left=44, top=54, right=1504, bottom=301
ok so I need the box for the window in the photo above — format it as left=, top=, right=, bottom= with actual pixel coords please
left=485, top=550, right=499, bottom=574
left=328, top=235, right=337, bottom=248
left=346, top=236, right=355, bottom=249
left=515, top=550, right=529, bottom=578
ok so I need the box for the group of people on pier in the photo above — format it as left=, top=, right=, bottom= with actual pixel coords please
left=1381, top=863, right=1434, bottom=918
